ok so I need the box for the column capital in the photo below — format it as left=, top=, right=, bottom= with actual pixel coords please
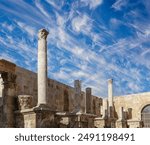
left=38, top=29, right=49, bottom=40
left=108, top=79, right=113, bottom=84
left=1, top=72, right=16, bottom=88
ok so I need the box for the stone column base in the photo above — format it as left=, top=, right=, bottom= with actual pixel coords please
left=127, top=120, right=143, bottom=128
left=15, top=105, right=56, bottom=128
left=55, top=112, right=96, bottom=128
left=94, top=117, right=105, bottom=128
left=116, top=119, right=127, bottom=128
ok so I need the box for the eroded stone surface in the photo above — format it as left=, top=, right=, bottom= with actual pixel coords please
left=18, top=95, right=32, bottom=110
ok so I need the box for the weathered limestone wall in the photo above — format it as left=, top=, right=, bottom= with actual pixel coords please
left=15, top=66, right=100, bottom=114
left=114, top=92, right=150, bottom=120
left=15, top=67, right=37, bottom=107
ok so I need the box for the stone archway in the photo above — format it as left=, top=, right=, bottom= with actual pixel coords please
left=141, top=104, right=150, bottom=128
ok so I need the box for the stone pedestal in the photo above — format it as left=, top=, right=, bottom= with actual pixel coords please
left=94, top=117, right=105, bottom=128
left=34, top=106, right=56, bottom=128
left=15, top=106, right=56, bottom=128
left=127, top=120, right=143, bottom=128
left=55, top=112, right=96, bottom=128
left=116, top=120, right=127, bottom=128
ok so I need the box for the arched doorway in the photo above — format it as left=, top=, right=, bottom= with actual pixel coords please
left=141, top=105, right=150, bottom=128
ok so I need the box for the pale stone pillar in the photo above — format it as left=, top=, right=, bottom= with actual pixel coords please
left=37, top=29, right=49, bottom=106
left=108, top=79, right=113, bottom=107
left=102, top=99, right=108, bottom=118
left=74, top=80, right=81, bottom=95
left=86, top=87, right=93, bottom=114
left=119, top=107, right=124, bottom=120
left=74, top=80, right=82, bottom=113
left=108, top=79, right=114, bottom=118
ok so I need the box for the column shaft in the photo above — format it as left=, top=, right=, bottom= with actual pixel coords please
left=102, top=99, right=108, bottom=118
left=108, top=79, right=113, bottom=107
left=86, top=87, right=92, bottom=114
left=74, top=80, right=82, bottom=113
left=37, top=29, right=49, bottom=105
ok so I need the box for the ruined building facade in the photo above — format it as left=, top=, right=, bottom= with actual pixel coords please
left=0, top=29, right=150, bottom=128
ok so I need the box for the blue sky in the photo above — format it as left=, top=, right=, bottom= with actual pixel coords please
left=0, top=0, right=150, bottom=97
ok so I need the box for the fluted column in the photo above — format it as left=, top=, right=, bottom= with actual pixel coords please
left=37, top=29, right=49, bottom=106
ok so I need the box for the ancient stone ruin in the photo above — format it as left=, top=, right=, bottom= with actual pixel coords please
left=0, top=29, right=150, bottom=128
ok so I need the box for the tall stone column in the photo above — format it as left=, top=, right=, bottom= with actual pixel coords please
left=74, top=80, right=82, bottom=113
left=108, top=79, right=113, bottom=107
left=119, top=107, right=124, bottom=120
left=86, top=87, right=93, bottom=114
left=108, top=79, right=114, bottom=118
left=1, top=72, right=16, bottom=127
left=37, top=29, right=49, bottom=106
left=102, top=99, right=108, bottom=118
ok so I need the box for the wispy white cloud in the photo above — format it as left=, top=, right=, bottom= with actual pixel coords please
left=35, top=0, right=50, bottom=18
left=0, top=0, right=150, bottom=97
left=142, top=0, right=150, bottom=15
left=110, top=18, right=121, bottom=27
left=71, top=14, right=92, bottom=34
left=0, top=53, right=17, bottom=64
left=112, top=0, right=128, bottom=11
left=15, top=21, right=36, bottom=37
left=45, top=0, right=63, bottom=10
left=81, top=0, right=103, bottom=9
left=1, top=23, right=14, bottom=32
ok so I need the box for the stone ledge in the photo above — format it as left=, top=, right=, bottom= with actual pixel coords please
left=14, top=108, right=34, bottom=114
left=33, top=104, right=55, bottom=112
left=0, top=59, right=16, bottom=73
